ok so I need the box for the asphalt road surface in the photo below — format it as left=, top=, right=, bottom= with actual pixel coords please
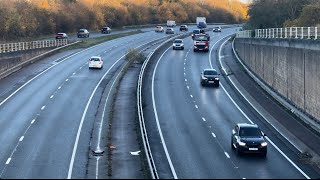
left=141, top=27, right=320, bottom=178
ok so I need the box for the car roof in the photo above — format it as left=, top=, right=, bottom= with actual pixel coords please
left=174, top=39, right=183, bottom=41
left=90, top=56, right=101, bottom=59
left=237, top=123, right=259, bottom=128
left=203, top=69, right=217, bottom=72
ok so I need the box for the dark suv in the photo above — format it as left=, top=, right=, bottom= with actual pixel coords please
left=192, top=29, right=205, bottom=39
left=200, top=69, right=220, bottom=87
left=231, top=123, right=267, bottom=157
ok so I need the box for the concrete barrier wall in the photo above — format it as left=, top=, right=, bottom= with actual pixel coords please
left=234, top=38, right=320, bottom=121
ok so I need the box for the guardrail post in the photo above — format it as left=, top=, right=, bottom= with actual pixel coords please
left=315, top=27, right=318, bottom=40
left=295, top=27, right=298, bottom=38
left=289, top=27, right=292, bottom=38
left=301, top=27, right=304, bottom=39
left=272, top=28, right=274, bottom=38
left=307, top=27, right=310, bottom=39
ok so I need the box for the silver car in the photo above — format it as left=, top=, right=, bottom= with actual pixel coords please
left=173, top=39, right=184, bottom=50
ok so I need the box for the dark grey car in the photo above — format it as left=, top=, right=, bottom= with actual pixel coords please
left=200, top=69, right=220, bottom=87
left=231, top=123, right=268, bottom=157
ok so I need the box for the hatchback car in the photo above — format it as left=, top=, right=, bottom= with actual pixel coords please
left=155, top=26, right=164, bottom=32
left=200, top=69, right=220, bottom=87
left=55, top=33, right=68, bottom=39
left=172, top=39, right=184, bottom=50
left=77, top=29, right=90, bottom=38
left=213, top=26, right=222, bottom=32
left=165, top=28, right=174, bottom=34
left=101, top=26, right=111, bottom=34
left=231, top=123, right=267, bottom=157
left=180, top=25, right=188, bottom=31
left=88, top=56, right=103, bottom=69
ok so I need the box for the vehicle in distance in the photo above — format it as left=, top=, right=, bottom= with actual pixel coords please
left=200, top=69, right=220, bottom=86
left=155, top=26, right=164, bottom=32
left=167, top=20, right=176, bottom=27
left=77, top=29, right=89, bottom=38
left=191, top=29, right=205, bottom=39
left=231, top=123, right=267, bottom=157
left=101, top=26, right=111, bottom=34
left=213, top=26, right=222, bottom=32
left=172, top=39, right=184, bottom=50
left=88, top=56, right=103, bottom=69
left=193, top=33, right=210, bottom=52
left=180, top=25, right=188, bottom=31
left=55, top=33, right=68, bottom=39
left=165, top=28, right=174, bottom=34
left=197, top=17, right=207, bottom=29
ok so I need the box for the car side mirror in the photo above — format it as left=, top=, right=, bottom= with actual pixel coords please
left=232, top=129, right=236, bottom=135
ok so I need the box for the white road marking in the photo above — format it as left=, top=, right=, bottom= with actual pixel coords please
left=211, top=132, right=216, bottom=137
left=65, top=79, right=69, bottom=82
left=195, top=105, right=198, bottom=109
left=187, top=86, right=189, bottom=89
left=185, top=79, right=187, bottom=82
left=202, top=117, right=206, bottom=122
left=80, top=67, right=82, bottom=69
left=41, top=106, right=45, bottom=110
left=73, top=72, right=76, bottom=75
left=190, top=95, right=193, bottom=98
left=5, top=158, right=11, bottom=165
left=19, top=136, right=24, bottom=142
left=31, top=119, right=35, bottom=124
left=58, top=86, right=61, bottom=90
left=50, top=95, right=54, bottom=99
left=184, top=73, right=186, bottom=76
left=224, top=152, right=230, bottom=158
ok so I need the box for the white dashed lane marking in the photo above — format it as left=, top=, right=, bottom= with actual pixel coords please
left=211, top=132, right=216, bottom=138
left=41, top=106, right=45, bottom=110
left=202, top=117, right=206, bottom=122
left=224, top=152, right=230, bottom=158
left=5, top=158, right=11, bottom=165
left=58, top=86, right=61, bottom=90
left=190, top=95, right=193, bottom=98
left=65, top=79, right=69, bottom=82
left=195, top=105, right=198, bottom=109
left=19, top=136, right=24, bottom=142
left=50, top=95, right=54, bottom=99
left=187, top=86, right=189, bottom=89
left=31, top=119, right=35, bottom=124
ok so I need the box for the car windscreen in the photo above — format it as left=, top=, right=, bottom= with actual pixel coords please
left=204, top=70, right=217, bottom=75
left=239, top=127, right=262, bottom=137
left=194, top=35, right=208, bottom=41
left=90, top=58, right=100, bottom=61
left=193, top=30, right=200, bottom=34
left=174, top=40, right=182, bottom=43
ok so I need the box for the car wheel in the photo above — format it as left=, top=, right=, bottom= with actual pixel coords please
left=173, top=47, right=175, bottom=50
left=216, top=83, right=220, bottom=87
left=182, top=47, right=184, bottom=50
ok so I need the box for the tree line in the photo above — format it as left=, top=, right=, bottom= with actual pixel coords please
left=245, top=0, right=320, bottom=29
left=0, top=0, right=247, bottom=42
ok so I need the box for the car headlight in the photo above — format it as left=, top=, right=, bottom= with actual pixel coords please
left=215, top=77, right=219, bottom=80
left=202, top=77, right=207, bottom=80
left=238, top=141, right=246, bottom=146
left=261, top=142, right=268, bottom=147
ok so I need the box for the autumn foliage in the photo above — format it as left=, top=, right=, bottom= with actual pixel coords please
left=0, top=0, right=247, bottom=41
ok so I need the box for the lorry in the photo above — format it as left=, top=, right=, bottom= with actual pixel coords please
left=167, top=20, right=176, bottom=27
left=196, top=17, right=207, bottom=29
left=193, top=33, right=210, bottom=52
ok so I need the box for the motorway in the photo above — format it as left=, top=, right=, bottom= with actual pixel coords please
left=142, top=27, right=320, bottom=178
left=1, top=23, right=320, bottom=179
left=0, top=25, right=188, bottom=178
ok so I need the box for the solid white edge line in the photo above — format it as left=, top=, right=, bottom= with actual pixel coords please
left=152, top=46, right=178, bottom=179
left=216, top=36, right=310, bottom=179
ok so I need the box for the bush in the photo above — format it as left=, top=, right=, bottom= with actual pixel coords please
left=125, top=48, right=145, bottom=64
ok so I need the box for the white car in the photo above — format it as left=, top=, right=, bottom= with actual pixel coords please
left=173, top=39, right=184, bottom=50
left=88, top=56, right=103, bottom=69
left=155, top=26, right=164, bottom=32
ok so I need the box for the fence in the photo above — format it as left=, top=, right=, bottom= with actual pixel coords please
left=0, top=39, right=68, bottom=53
left=236, top=27, right=320, bottom=40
